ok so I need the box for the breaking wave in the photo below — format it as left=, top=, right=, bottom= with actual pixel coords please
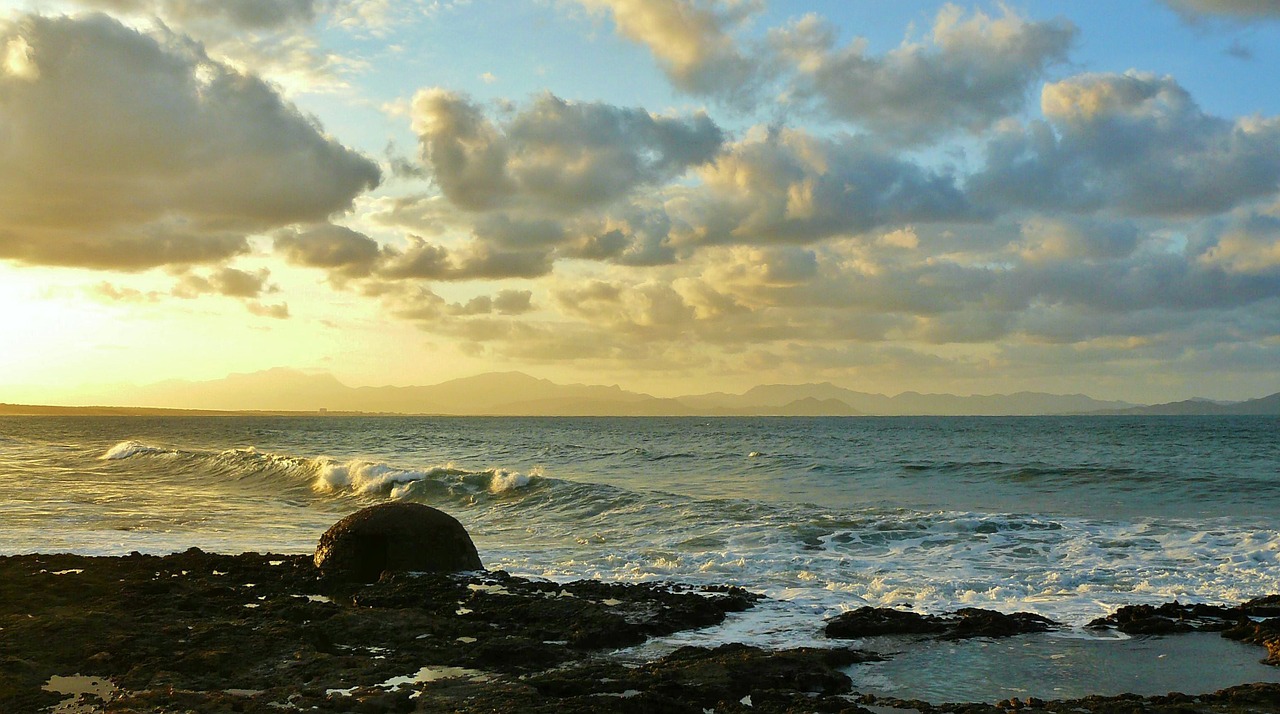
left=100, top=440, right=176, bottom=460
left=99, top=440, right=542, bottom=502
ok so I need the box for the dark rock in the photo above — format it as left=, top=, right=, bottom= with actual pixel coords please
left=5, top=551, right=1280, bottom=713
left=825, top=606, right=1057, bottom=640
left=1086, top=601, right=1239, bottom=634
left=825, top=607, right=950, bottom=638
left=945, top=608, right=1056, bottom=639
left=314, top=503, right=482, bottom=582
left=525, top=643, right=878, bottom=711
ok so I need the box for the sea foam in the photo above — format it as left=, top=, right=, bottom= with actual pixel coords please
left=100, top=441, right=174, bottom=460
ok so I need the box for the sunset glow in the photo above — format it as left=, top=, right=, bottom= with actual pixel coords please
left=2, top=0, right=1279, bottom=405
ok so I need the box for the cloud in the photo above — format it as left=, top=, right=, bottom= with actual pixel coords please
left=172, top=267, right=278, bottom=299
left=448, top=289, right=535, bottom=316
left=772, top=5, right=1076, bottom=144
left=1014, top=216, right=1140, bottom=264
left=90, top=282, right=164, bottom=303
left=1162, top=0, right=1280, bottom=21
left=1197, top=211, right=1280, bottom=273
left=0, top=13, right=380, bottom=271
left=73, top=0, right=321, bottom=30
left=972, top=71, right=1280, bottom=217
left=274, top=223, right=382, bottom=279
left=678, top=125, right=974, bottom=246
left=411, top=89, right=724, bottom=212
left=377, top=235, right=553, bottom=281
left=63, top=0, right=366, bottom=92
left=246, top=301, right=291, bottom=319
left=92, top=265, right=291, bottom=317
left=575, top=0, right=763, bottom=104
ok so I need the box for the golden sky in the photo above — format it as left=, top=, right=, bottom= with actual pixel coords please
left=2, top=0, right=1280, bottom=404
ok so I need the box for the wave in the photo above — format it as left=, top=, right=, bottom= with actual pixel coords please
left=99, top=440, right=543, bottom=502
left=70, top=438, right=1280, bottom=629
left=100, top=440, right=176, bottom=460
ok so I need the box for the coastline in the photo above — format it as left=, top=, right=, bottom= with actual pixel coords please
left=4, top=550, right=1279, bottom=713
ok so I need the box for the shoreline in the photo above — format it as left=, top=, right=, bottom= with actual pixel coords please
left=3, top=550, right=1279, bottom=713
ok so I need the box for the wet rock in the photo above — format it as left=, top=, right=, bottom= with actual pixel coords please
left=1086, top=601, right=1238, bottom=634
left=1224, top=618, right=1280, bottom=666
left=945, top=608, right=1057, bottom=639
left=825, top=606, right=1057, bottom=640
left=5, top=551, right=1280, bottom=713
left=825, top=607, right=950, bottom=638
left=525, top=643, right=879, bottom=712
left=314, top=503, right=482, bottom=582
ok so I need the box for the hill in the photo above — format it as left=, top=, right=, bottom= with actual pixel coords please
left=4, top=369, right=1203, bottom=416
left=1089, top=392, right=1280, bottom=416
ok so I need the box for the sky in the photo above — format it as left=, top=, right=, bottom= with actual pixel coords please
left=2, top=0, right=1280, bottom=404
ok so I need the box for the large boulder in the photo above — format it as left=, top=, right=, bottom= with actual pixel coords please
left=314, top=503, right=482, bottom=582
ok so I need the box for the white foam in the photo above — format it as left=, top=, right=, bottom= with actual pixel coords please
left=311, top=458, right=538, bottom=498
left=313, top=458, right=433, bottom=494
left=100, top=440, right=172, bottom=460
left=489, top=468, right=536, bottom=493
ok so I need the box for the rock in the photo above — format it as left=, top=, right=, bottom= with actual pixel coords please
left=314, top=503, right=482, bottom=582
left=825, top=607, right=950, bottom=638
left=945, top=608, right=1056, bottom=639
left=1086, top=601, right=1237, bottom=634
left=825, top=606, right=1057, bottom=640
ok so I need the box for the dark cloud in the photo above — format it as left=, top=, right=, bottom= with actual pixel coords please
left=0, top=13, right=379, bottom=271
left=72, top=0, right=321, bottom=30
left=274, top=224, right=382, bottom=278
left=172, top=267, right=277, bottom=299
left=448, top=290, right=535, bottom=317
left=1163, top=0, right=1280, bottom=21
left=1226, top=39, right=1255, bottom=60
left=377, top=236, right=553, bottom=281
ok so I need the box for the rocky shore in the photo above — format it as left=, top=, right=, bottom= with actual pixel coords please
left=1, top=548, right=1279, bottom=713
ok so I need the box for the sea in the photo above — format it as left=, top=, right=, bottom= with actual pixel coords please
left=2, top=414, right=1278, bottom=701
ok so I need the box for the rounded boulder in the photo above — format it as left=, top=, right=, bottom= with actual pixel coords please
left=314, top=502, right=483, bottom=582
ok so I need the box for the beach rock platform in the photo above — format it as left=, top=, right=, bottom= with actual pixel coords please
left=1, top=550, right=1279, bottom=713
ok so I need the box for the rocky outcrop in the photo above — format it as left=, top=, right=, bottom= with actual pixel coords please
left=825, top=606, right=1057, bottom=640
left=314, top=502, right=482, bottom=582
left=3, top=552, right=1280, bottom=713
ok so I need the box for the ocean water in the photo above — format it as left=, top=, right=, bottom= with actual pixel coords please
left=2, top=415, right=1278, bottom=699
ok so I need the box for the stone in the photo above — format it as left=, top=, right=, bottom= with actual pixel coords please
left=825, top=606, right=1058, bottom=640
left=314, top=503, right=482, bottom=582
left=824, top=607, right=949, bottom=639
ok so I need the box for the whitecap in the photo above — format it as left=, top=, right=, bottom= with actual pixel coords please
left=489, top=467, right=538, bottom=493
left=100, top=440, right=171, bottom=460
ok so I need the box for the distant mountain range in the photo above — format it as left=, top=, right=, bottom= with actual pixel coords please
left=1089, top=392, right=1280, bottom=416
left=9, top=368, right=1273, bottom=416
